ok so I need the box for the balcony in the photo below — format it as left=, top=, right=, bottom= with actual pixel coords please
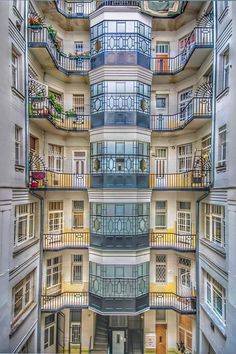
left=150, top=232, right=195, bottom=252
left=151, top=96, right=212, bottom=132
left=43, top=232, right=89, bottom=251
left=41, top=292, right=88, bottom=312
left=152, top=27, right=213, bottom=82
left=30, top=170, right=89, bottom=190
left=150, top=170, right=211, bottom=190
left=150, top=292, right=196, bottom=314
left=29, top=97, right=90, bottom=132
left=28, top=26, right=90, bottom=76
left=54, top=0, right=141, bottom=18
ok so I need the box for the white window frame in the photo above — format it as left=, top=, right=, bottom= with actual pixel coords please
left=155, top=255, right=167, bottom=283
left=44, top=314, right=55, bottom=349
left=15, top=125, right=23, bottom=166
left=72, top=201, right=84, bottom=229
left=223, top=49, right=229, bottom=90
left=15, top=203, right=36, bottom=246
left=13, top=271, right=34, bottom=321
left=156, top=42, right=169, bottom=55
left=74, top=41, right=83, bottom=54
left=218, top=125, right=227, bottom=167
left=203, top=203, right=225, bottom=247
left=12, top=48, right=21, bottom=91
left=73, top=94, right=84, bottom=114
left=71, top=255, right=83, bottom=283
left=178, top=88, right=193, bottom=121
left=48, top=144, right=64, bottom=172
left=155, top=201, right=167, bottom=229
left=177, top=144, right=192, bottom=172
left=206, top=273, right=226, bottom=322
left=48, top=201, right=63, bottom=234
left=46, top=256, right=62, bottom=289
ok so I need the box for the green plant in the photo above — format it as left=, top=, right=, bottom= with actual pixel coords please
left=65, top=109, right=76, bottom=117
left=54, top=101, right=63, bottom=114
left=48, top=92, right=56, bottom=104
left=48, top=25, right=57, bottom=41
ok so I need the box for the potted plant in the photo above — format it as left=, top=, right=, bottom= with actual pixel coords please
left=65, top=108, right=76, bottom=117
left=48, top=25, right=57, bottom=42
left=28, top=13, right=44, bottom=29
left=67, top=6, right=73, bottom=15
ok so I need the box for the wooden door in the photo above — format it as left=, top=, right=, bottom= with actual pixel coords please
left=156, top=324, right=167, bottom=354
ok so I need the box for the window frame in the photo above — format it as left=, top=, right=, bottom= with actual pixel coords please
left=72, top=201, right=84, bottom=229
left=14, top=203, right=36, bottom=246
left=48, top=144, right=64, bottom=172
left=15, top=125, right=23, bottom=167
left=155, top=255, right=167, bottom=283
left=46, top=256, right=62, bottom=289
left=205, top=273, right=226, bottom=322
left=155, top=201, right=167, bottom=229
left=177, top=143, right=193, bottom=172
left=203, top=203, right=225, bottom=248
left=12, top=271, right=35, bottom=321
left=217, top=124, right=227, bottom=167
left=44, top=314, right=55, bottom=349
left=71, top=255, right=83, bottom=283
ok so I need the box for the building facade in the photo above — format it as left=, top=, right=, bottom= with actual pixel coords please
left=0, top=1, right=235, bottom=353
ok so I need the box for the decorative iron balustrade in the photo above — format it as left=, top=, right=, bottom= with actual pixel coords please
left=43, top=232, right=89, bottom=250
left=91, top=93, right=150, bottom=114
left=41, top=292, right=88, bottom=311
left=90, top=154, right=149, bottom=174
left=54, top=0, right=141, bottom=18
left=90, top=274, right=149, bottom=298
left=29, top=97, right=90, bottom=131
left=152, top=27, right=213, bottom=74
left=30, top=170, right=89, bottom=189
left=149, top=170, right=211, bottom=190
left=91, top=33, right=151, bottom=56
left=151, top=96, right=212, bottom=131
left=150, top=232, right=195, bottom=251
left=91, top=215, right=149, bottom=235
left=28, top=26, right=90, bottom=74
left=150, top=292, right=196, bottom=314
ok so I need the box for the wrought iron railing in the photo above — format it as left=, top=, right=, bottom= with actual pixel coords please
left=151, top=96, right=212, bottom=131
left=150, top=292, right=196, bottom=314
left=91, top=215, right=149, bottom=235
left=91, top=33, right=151, bottom=56
left=152, top=27, right=213, bottom=74
left=30, top=170, right=89, bottom=189
left=91, top=93, right=150, bottom=114
left=150, top=232, right=195, bottom=251
left=149, top=170, right=211, bottom=189
left=43, top=232, right=90, bottom=250
left=29, top=97, right=91, bottom=131
left=41, top=292, right=88, bottom=311
left=89, top=275, right=149, bottom=297
left=54, top=0, right=141, bottom=18
left=28, top=26, right=90, bottom=74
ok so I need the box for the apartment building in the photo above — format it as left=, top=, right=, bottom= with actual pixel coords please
left=0, top=1, right=40, bottom=353
left=0, top=0, right=235, bottom=353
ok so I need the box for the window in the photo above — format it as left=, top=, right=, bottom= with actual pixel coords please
left=156, top=310, right=166, bottom=322
left=15, top=203, right=36, bottom=246
left=155, top=255, right=166, bottom=283
left=177, top=202, right=191, bottom=234
left=178, top=88, right=193, bottom=121
left=203, top=203, right=225, bottom=247
left=12, top=48, right=21, bottom=91
left=201, top=134, right=211, bottom=156
left=46, top=256, right=62, bottom=288
left=71, top=255, right=83, bottom=283
left=217, top=125, right=227, bottom=168
left=72, top=201, right=84, bottom=229
left=156, top=42, right=169, bottom=54
left=74, top=41, right=83, bottom=54
left=73, top=94, right=84, bottom=114
left=13, top=271, right=34, bottom=320
left=156, top=96, right=167, bottom=109
left=155, top=201, right=167, bottom=229
left=177, top=144, right=192, bottom=172
left=206, top=273, right=226, bottom=322
left=48, top=144, right=64, bottom=172
left=15, top=125, right=23, bottom=166
left=48, top=201, right=63, bottom=234
left=178, top=257, right=191, bottom=288
left=70, top=310, right=81, bottom=344
left=44, top=314, right=55, bottom=349
left=223, top=49, right=229, bottom=90
left=178, top=315, right=192, bottom=352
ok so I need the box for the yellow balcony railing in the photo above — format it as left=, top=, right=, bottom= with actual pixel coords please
left=30, top=170, right=90, bottom=189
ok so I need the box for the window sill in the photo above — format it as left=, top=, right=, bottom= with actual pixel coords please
left=10, top=302, right=37, bottom=336
left=200, top=238, right=226, bottom=257
left=218, top=6, right=229, bottom=24
left=216, top=87, right=229, bottom=102
left=11, top=87, right=25, bottom=101
left=201, top=302, right=226, bottom=338
left=13, top=238, right=39, bottom=256
left=15, top=164, right=25, bottom=172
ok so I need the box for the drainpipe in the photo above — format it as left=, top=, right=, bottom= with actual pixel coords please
left=30, top=190, right=44, bottom=353
left=211, top=0, right=218, bottom=187
left=24, top=0, right=29, bottom=186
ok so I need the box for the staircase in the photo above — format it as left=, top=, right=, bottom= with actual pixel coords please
left=91, top=315, right=109, bottom=354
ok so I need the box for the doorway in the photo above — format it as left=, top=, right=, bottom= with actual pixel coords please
left=156, top=324, right=167, bottom=354
left=155, top=148, right=168, bottom=188
left=112, top=330, right=125, bottom=354
left=72, top=151, right=86, bottom=188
